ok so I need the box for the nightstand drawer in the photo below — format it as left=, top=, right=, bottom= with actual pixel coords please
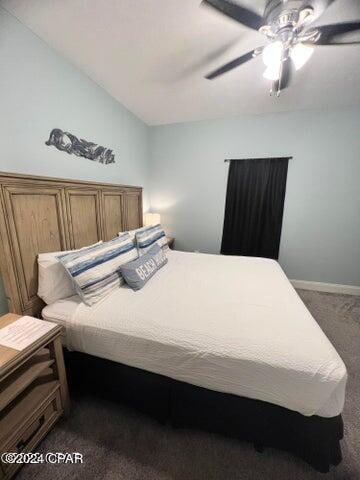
left=1, top=387, right=62, bottom=478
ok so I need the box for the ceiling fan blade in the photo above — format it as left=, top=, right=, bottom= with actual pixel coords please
left=312, top=40, right=360, bottom=46
left=202, top=0, right=263, bottom=30
left=313, top=21, right=360, bottom=45
left=205, top=49, right=260, bottom=79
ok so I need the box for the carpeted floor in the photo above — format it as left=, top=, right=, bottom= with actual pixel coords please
left=18, top=290, right=360, bottom=480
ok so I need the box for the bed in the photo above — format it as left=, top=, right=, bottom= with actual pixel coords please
left=43, top=250, right=347, bottom=419
left=0, top=172, right=347, bottom=472
left=41, top=250, right=347, bottom=471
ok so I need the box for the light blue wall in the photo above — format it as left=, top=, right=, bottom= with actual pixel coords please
left=149, top=108, right=360, bottom=286
left=0, top=8, right=149, bottom=313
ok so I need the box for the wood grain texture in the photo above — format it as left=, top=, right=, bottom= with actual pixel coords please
left=1, top=388, right=62, bottom=480
left=0, top=172, right=142, bottom=316
left=49, top=336, right=70, bottom=416
left=66, top=189, right=101, bottom=248
left=3, top=186, right=67, bottom=307
left=102, top=190, right=123, bottom=241
left=0, top=354, right=54, bottom=411
left=122, top=192, right=142, bottom=230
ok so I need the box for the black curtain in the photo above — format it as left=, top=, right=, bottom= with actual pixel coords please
left=221, top=157, right=289, bottom=259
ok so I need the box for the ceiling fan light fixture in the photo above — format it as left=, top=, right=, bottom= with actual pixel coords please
left=263, top=65, right=281, bottom=81
left=259, top=25, right=273, bottom=37
left=290, top=43, right=314, bottom=70
left=262, top=41, right=283, bottom=68
left=262, top=41, right=283, bottom=82
left=298, top=7, right=315, bottom=26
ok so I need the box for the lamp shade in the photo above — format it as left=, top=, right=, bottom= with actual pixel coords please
left=144, top=213, right=161, bottom=226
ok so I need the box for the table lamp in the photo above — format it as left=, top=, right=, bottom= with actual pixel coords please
left=144, top=213, right=161, bottom=226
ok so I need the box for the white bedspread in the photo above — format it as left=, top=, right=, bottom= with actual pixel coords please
left=42, top=250, right=347, bottom=418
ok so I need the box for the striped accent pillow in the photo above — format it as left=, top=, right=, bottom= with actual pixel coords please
left=136, top=224, right=169, bottom=256
left=118, top=226, right=148, bottom=242
left=59, top=233, right=138, bottom=306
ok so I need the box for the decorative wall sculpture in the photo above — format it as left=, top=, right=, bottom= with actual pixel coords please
left=45, top=128, right=115, bottom=164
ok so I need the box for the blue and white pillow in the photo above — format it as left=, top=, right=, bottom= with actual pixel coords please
left=135, top=224, right=169, bottom=256
left=59, top=233, right=138, bottom=306
left=118, top=226, right=148, bottom=242
left=120, top=243, right=168, bottom=291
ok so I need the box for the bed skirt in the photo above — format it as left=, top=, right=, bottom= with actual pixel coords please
left=64, top=350, right=343, bottom=473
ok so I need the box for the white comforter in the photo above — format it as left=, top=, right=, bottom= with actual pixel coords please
left=44, top=250, right=347, bottom=417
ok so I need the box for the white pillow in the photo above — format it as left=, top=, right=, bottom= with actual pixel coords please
left=38, top=241, right=102, bottom=305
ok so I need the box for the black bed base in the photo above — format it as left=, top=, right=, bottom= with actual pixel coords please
left=64, top=350, right=343, bottom=473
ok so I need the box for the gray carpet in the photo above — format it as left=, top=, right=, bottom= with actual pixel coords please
left=18, top=290, right=360, bottom=480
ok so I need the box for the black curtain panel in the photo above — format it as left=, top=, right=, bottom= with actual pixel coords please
left=221, top=157, right=289, bottom=259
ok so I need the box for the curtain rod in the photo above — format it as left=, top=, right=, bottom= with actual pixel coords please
left=224, top=157, right=293, bottom=163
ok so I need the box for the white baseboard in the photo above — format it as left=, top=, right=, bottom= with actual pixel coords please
left=291, top=279, right=360, bottom=296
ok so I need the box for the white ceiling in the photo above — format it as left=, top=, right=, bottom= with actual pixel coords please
left=2, top=0, right=360, bottom=125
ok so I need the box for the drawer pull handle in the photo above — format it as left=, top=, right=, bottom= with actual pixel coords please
left=16, top=415, right=45, bottom=451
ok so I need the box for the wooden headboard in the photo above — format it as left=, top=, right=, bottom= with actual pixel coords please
left=0, top=172, right=143, bottom=316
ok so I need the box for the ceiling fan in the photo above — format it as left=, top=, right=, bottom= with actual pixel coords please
left=202, top=0, right=360, bottom=96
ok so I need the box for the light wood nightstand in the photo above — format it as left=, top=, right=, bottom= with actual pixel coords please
left=0, top=314, right=69, bottom=480
left=167, top=236, right=175, bottom=250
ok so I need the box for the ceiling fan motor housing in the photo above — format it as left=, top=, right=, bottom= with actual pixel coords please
left=263, top=0, right=328, bottom=35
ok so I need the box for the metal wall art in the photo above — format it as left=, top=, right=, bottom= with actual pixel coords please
left=45, top=128, right=115, bottom=164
